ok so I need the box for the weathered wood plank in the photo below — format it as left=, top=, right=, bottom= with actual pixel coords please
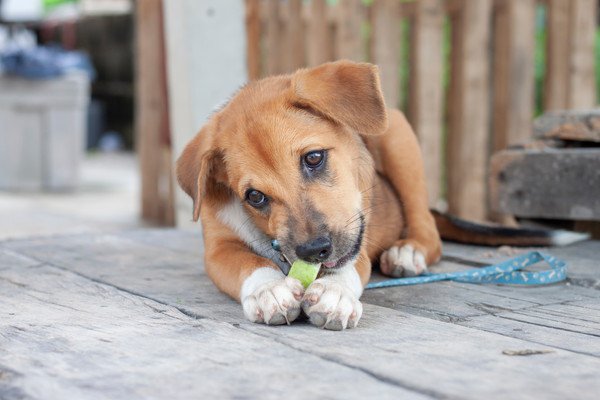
left=4, top=232, right=600, bottom=399
left=545, top=0, right=597, bottom=110
left=458, top=301, right=600, bottom=357
left=9, top=229, right=597, bottom=325
left=533, top=109, right=600, bottom=143
left=515, top=302, right=600, bottom=330
left=408, top=0, right=444, bottom=206
left=336, top=0, right=364, bottom=61
left=135, top=0, right=175, bottom=226
left=115, top=228, right=204, bottom=257
left=307, top=0, right=331, bottom=67
left=492, top=0, right=535, bottom=151
left=264, top=0, right=282, bottom=76
left=364, top=278, right=536, bottom=322
left=365, top=253, right=598, bottom=313
left=544, top=0, right=570, bottom=111
left=371, top=0, right=402, bottom=109
left=364, top=270, right=600, bottom=320
left=163, top=1, right=246, bottom=228
left=245, top=0, right=261, bottom=80
left=446, top=0, right=492, bottom=221
left=489, top=148, right=600, bottom=220
left=283, top=0, right=305, bottom=73
left=366, top=238, right=600, bottom=357
left=2, top=248, right=600, bottom=398
left=242, top=304, right=600, bottom=400
left=0, top=264, right=422, bottom=400
left=1, top=232, right=243, bottom=321
left=0, top=248, right=39, bottom=270
left=567, top=0, right=597, bottom=109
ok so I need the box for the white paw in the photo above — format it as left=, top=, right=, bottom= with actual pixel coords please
left=302, top=279, right=363, bottom=330
left=380, top=244, right=427, bottom=277
left=242, top=277, right=304, bottom=325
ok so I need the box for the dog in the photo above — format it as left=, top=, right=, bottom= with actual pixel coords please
left=176, top=60, right=584, bottom=330
left=177, top=60, right=441, bottom=330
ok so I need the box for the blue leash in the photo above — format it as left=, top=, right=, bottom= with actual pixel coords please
left=365, top=251, right=567, bottom=289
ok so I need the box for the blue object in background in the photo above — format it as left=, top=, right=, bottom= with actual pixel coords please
left=0, top=45, right=95, bottom=80
left=98, top=131, right=125, bottom=152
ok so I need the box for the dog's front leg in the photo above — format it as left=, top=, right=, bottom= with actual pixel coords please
left=203, top=220, right=304, bottom=325
left=364, top=109, right=442, bottom=276
left=301, top=252, right=369, bottom=330
left=241, top=269, right=305, bottom=325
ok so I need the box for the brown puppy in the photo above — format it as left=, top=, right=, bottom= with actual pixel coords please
left=177, top=60, right=442, bottom=330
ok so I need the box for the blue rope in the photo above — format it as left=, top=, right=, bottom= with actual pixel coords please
left=365, top=251, right=567, bottom=290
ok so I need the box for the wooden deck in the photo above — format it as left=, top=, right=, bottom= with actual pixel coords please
left=1, top=230, right=599, bottom=399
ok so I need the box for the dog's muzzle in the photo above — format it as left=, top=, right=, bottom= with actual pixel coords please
left=295, top=236, right=333, bottom=264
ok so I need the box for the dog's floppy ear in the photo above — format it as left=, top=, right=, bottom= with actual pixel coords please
left=176, top=122, right=226, bottom=221
left=291, top=60, right=388, bottom=135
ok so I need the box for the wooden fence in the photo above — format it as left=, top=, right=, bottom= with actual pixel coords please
left=245, top=0, right=598, bottom=222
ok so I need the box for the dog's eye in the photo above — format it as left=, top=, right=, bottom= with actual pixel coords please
left=245, top=189, right=268, bottom=208
left=303, top=150, right=325, bottom=169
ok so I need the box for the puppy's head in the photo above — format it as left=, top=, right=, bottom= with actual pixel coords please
left=177, top=61, right=388, bottom=268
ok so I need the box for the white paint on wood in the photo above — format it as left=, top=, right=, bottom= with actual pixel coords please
left=163, top=0, right=247, bottom=229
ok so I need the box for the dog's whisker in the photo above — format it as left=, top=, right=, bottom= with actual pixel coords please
left=344, top=205, right=381, bottom=227
left=360, top=183, right=379, bottom=194
left=245, top=238, right=275, bottom=253
left=344, top=203, right=380, bottom=224
left=360, top=238, right=387, bottom=254
left=239, top=215, right=256, bottom=232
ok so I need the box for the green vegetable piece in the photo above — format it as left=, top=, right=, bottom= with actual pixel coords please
left=288, top=260, right=321, bottom=289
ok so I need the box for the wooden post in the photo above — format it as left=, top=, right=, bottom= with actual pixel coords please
left=371, top=0, right=402, bottom=109
left=545, top=0, right=597, bottom=111
left=164, top=0, right=247, bottom=228
left=567, top=0, right=597, bottom=109
left=336, top=0, right=364, bottom=61
left=408, top=0, right=444, bottom=206
left=245, top=0, right=261, bottom=81
left=446, top=0, right=492, bottom=222
left=136, top=0, right=175, bottom=226
left=492, top=0, right=536, bottom=151
left=307, top=0, right=330, bottom=67
left=283, top=0, right=305, bottom=73
left=544, top=0, right=570, bottom=111
left=265, top=0, right=282, bottom=75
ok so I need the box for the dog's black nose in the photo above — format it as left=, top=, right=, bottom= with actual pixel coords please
left=295, top=236, right=332, bottom=263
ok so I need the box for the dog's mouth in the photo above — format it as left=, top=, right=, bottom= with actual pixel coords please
left=272, top=214, right=365, bottom=270
left=321, top=214, right=365, bottom=269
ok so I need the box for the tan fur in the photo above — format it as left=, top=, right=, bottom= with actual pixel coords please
left=176, top=60, right=442, bottom=301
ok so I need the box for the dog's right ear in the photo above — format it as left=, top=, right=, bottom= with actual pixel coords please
left=176, top=122, right=226, bottom=221
left=291, top=60, right=388, bottom=135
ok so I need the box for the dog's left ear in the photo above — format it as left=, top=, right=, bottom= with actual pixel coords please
left=176, top=121, right=227, bottom=221
left=291, top=60, right=388, bottom=135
